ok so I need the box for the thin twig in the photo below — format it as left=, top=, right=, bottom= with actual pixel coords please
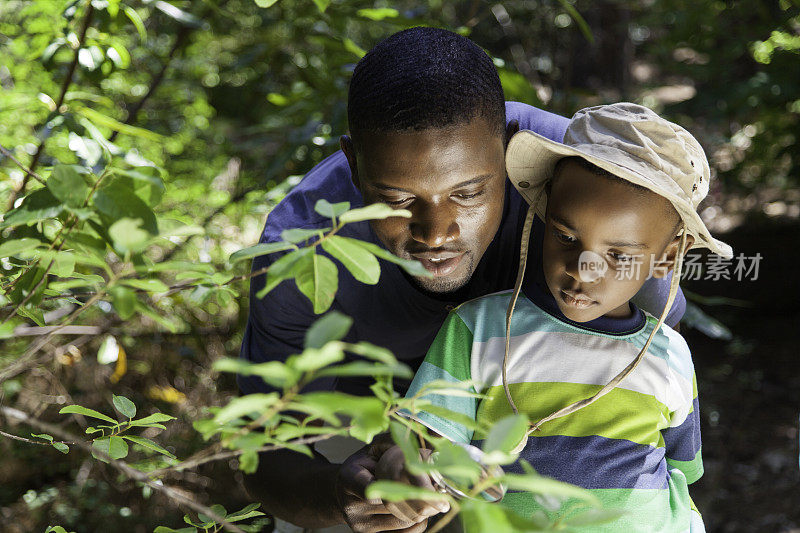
left=0, top=406, right=246, bottom=533
left=0, top=143, right=46, bottom=185
left=9, top=1, right=95, bottom=208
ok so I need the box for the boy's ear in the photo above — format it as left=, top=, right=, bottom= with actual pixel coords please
left=651, top=233, right=696, bottom=278
left=340, top=135, right=360, bottom=190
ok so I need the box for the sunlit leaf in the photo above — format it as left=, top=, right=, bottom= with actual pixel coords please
left=47, top=165, right=89, bottom=207
left=60, top=405, right=117, bottom=424
left=304, top=311, right=352, bottom=349
left=349, top=240, right=431, bottom=277
left=294, top=252, right=338, bottom=314
left=112, top=394, right=137, bottom=418
left=110, top=285, right=137, bottom=320
left=0, top=238, right=41, bottom=258
left=482, top=414, right=529, bottom=455
left=122, top=435, right=176, bottom=459
left=213, top=393, right=280, bottom=424
left=321, top=235, right=380, bottom=284
left=356, top=8, right=399, bottom=20
left=109, top=217, right=150, bottom=254
left=229, top=242, right=296, bottom=263
left=281, top=228, right=324, bottom=244
left=0, top=188, right=63, bottom=229
left=339, top=203, right=410, bottom=224
left=314, top=199, right=350, bottom=219
left=365, top=481, right=448, bottom=502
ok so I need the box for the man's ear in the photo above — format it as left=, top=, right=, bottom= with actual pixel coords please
left=505, top=119, right=520, bottom=147
left=652, top=233, right=696, bottom=278
left=340, top=135, right=360, bottom=190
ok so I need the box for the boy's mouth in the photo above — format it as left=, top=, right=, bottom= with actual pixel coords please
left=559, top=289, right=597, bottom=309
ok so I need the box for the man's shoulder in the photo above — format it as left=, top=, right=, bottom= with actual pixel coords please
left=261, top=151, right=365, bottom=242
left=505, top=101, right=569, bottom=142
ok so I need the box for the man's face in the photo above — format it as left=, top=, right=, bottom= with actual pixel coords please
left=542, top=160, right=681, bottom=322
left=348, top=117, right=507, bottom=293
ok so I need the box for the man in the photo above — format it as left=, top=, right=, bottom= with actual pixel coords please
left=239, top=27, right=686, bottom=532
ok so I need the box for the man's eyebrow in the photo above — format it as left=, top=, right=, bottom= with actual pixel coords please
left=367, top=174, right=493, bottom=192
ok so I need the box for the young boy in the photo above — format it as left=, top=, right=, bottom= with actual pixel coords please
left=393, top=103, right=733, bottom=531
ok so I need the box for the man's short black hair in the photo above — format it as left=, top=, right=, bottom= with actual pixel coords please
left=347, top=27, right=506, bottom=148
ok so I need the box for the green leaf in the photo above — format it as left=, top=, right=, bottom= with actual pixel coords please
left=417, top=404, right=482, bottom=432
left=304, top=311, right=353, bottom=349
left=198, top=504, right=228, bottom=524
left=109, top=168, right=165, bottom=206
left=300, top=393, right=386, bottom=442
left=321, top=236, right=380, bottom=284
left=128, top=412, right=176, bottom=427
left=121, top=278, right=169, bottom=292
left=123, top=5, right=146, bottom=40
left=107, top=41, right=130, bottom=69
left=290, top=343, right=345, bottom=373
left=0, top=238, right=41, bottom=258
left=339, top=203, right=410, bottom=224
left=110, top=285, right=137, bottom=320
left=226, top=503, right=266, bottom=522
left=294, top=252, right=338, bottom=314
left=314, top=199, right=350, bottom=219
left=213, top=393, right=280, bottom=424
left=92, top=436, right=129, bottom=461
left=254, top=0, right=279, bottom=7
left=255, top=248, right=312, bottom=298
left=153, top=0, right=201, bottom=26
left=356, top=7, right=399, bottom=20
left=348, top=240, right=431, bottom=277
left=0, top=188, right=63, bottom=229
left=60, top=405, right=117, bottom=424
left=345, top=341, right=398, bottom=364
left=239, top=449, right=259, bottom=474
left=112, top=394, right=137, bottom=418
left=311, top=0, right=329, bottom=13
left=343, top=38, right=366, bottom=58
left=365, top=481, right=448, bottom=503
left=109, top=217, right=150, bottom=254
left=229, top=242, right=296, bottom=263
left=482, top=414, right=529, bottom=455
left=281, top=228, right=324, bottom=244
left=212, top=358, right=298, bottom=389
left=47, top=165, right=89, bottom=208
left=122, top=435, right=176, bottom=459
left=316, top=361, right=412, bottom=379
left=52, top=442, right=69, bottom=454
left=93, top=180, right=158, bottom=234
left=75, top=106, right=162, bottom=141
left=154, top=527, right=194, bottom=533
left=500, top=471, right=599, bottom=504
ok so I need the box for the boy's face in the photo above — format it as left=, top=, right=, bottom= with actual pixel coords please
left=542, top=159, right=682, bottom=323
left=343, top=117, right=508, bottom=293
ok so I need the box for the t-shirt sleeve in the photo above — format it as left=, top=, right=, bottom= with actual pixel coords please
left=662, top=369, right=703, bottom=485
left=505, top=101, right=569, bottom=142
left=402, top=311, right=477, bottom=444
left=631, top=272, right=687, bottom=327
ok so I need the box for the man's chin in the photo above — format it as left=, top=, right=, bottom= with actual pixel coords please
left=411, top=273, right=471, bottom=294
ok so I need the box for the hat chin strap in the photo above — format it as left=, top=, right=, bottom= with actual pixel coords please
left=503, top=205, right=688, bottom=454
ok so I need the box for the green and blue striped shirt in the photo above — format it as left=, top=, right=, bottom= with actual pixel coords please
left=405, top=286, right=704, bottom=532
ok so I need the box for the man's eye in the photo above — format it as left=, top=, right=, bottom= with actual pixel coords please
left=553, top=230, right=576, bottom=244
left=452, top=191, right=483, bottom=201
left=383, top=197, right=413, bottom=206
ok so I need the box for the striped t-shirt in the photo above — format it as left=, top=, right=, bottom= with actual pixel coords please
left=405, top=287, right=704, bottom=532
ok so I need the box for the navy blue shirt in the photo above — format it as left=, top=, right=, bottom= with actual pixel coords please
left=239, top=102, right=686, bottom=396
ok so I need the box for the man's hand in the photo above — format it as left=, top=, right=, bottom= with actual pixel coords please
left=373, top=444, right=451, bottom=525
left=335, top=447, right=433, bottom=533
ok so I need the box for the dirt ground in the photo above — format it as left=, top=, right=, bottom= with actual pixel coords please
left=683, top=212, right=800, bottom=532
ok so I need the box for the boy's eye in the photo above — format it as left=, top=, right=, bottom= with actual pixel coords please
left=609, top=251, right=633, bottom=263
left=552, top=230, right=576, bottom=245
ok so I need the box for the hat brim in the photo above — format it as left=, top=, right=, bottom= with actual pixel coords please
left=506, top=130, right=733, bottom=259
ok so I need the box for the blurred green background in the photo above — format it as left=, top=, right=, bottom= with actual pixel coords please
left=1, top=0, right=799, bottom=531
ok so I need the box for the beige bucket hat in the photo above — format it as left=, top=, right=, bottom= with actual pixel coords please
left=506, top=102, right=733, bottom=259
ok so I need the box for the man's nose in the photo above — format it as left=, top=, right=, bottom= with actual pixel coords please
left=409, top=203, right=460, bottom=248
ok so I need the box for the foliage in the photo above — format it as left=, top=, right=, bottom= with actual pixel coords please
left=0, top=0, right=793, bottom=531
